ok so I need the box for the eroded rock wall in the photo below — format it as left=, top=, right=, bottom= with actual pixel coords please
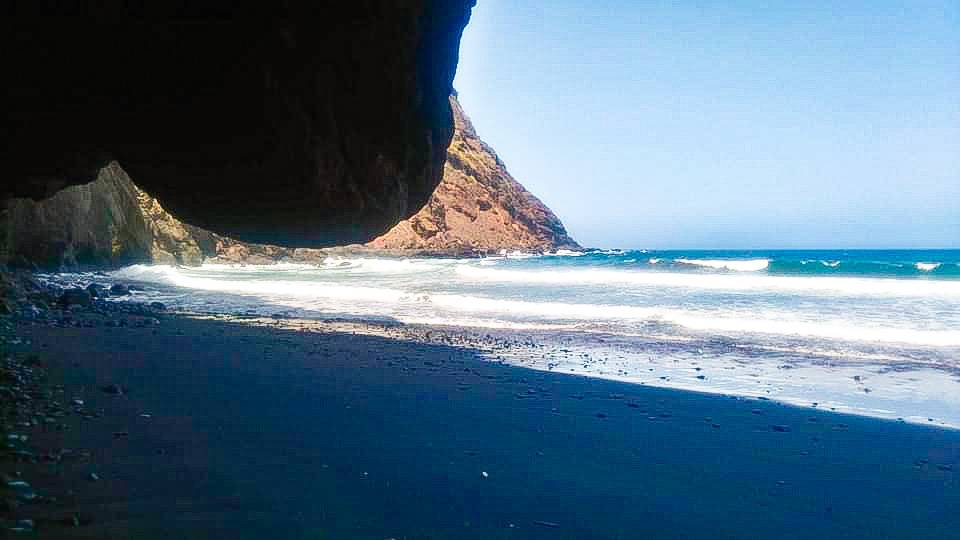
left=2, top=163, right=211, bottom=269
left=3, top=3, right=475, bottom=247
left=2, top=163, right=152, bottom=269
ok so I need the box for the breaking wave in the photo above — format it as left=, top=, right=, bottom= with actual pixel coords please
left=675, top=258, right=770, bottom=272
left=107, top=264, right=960, bottom=348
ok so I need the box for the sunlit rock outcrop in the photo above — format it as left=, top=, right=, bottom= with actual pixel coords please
left=1, top=163, right=212, bottom=269
left=368, top=95, right=579, bottom=254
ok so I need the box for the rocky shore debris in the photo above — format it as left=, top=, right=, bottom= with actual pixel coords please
left=1, top=267, right=168, bottom=532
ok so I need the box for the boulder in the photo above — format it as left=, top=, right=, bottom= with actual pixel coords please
left=86, top=284, right=107, bottom=298
left=59, top=288, right=92, bottom=307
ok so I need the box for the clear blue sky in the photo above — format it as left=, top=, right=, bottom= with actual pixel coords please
left=453, top=1, right=960, bottom=249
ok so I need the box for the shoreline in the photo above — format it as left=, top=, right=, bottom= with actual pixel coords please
left=167, top=311, right=960, bottom=430
left=2, top=302, right=957, bottom=537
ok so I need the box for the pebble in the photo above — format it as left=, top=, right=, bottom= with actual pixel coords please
left=101, top=384, right=127, bottom=395
left=6, top=480, right=38, bottom=502
left=0, top=519, right=34, bottom=533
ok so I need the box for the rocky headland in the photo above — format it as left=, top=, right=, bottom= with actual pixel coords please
left=366, top=95, right=579, bottom=254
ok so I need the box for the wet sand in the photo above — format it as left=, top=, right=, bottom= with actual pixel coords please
left=6, top=312, right=960, bottom=539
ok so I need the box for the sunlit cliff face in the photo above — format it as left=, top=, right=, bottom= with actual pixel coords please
left=367, top=96, right=579, bottom=253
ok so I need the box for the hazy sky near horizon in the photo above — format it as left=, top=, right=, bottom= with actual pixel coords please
left=452, top=1, right=959, bottom=249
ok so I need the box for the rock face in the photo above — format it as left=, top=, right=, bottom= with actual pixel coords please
left=1, top=163, right=151, bottom=269
left=2, top=3, right=475, bottom=247
left=368, top=96, right=579, bottom=254
left=1, top=163, right=212, bottom=269
left=1, top=100, right=577, bottom=268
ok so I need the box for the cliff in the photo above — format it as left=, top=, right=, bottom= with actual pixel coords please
left=1, top=99, right=577, bottom=269
left=0, top=164, right=214, bottom=269
left=367, top=96, right=579, bottom=254
left=3, top=3, right=475, bottom=247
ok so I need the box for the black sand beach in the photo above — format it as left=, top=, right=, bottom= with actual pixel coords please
left=3, top=309, right=958, bottom=539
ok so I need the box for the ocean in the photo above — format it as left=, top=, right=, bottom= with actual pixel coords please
left=59, top=249, right=960, bottom=426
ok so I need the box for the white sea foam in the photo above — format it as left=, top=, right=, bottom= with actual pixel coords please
left=495, top=250, right=539, bottom=259
left=111, top=265, right=960, bottom=347
left=194, top=262, right=319, bottom=272
left=916, top=262, right=941, bottom=272
left=455, top=266, right=960, bottom=297
left=551, top=249, right=585, bottom=257
left=113, top=265, right=411, bottom=302
left=422, top=294, right=960, bottom=347
left=397, top=316, right=575, bottom=331
left=208, top=257, right=451, bottom=275
left=342, top=257, right=448, bottom=274
left=821, top=260, right=840, bottom=268
left=675, top=258, right=770, bottom=272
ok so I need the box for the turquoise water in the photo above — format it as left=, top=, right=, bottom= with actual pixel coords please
left=630, top=249, right=960, bottom=278
left=86, top=249, right=960, bottom=425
